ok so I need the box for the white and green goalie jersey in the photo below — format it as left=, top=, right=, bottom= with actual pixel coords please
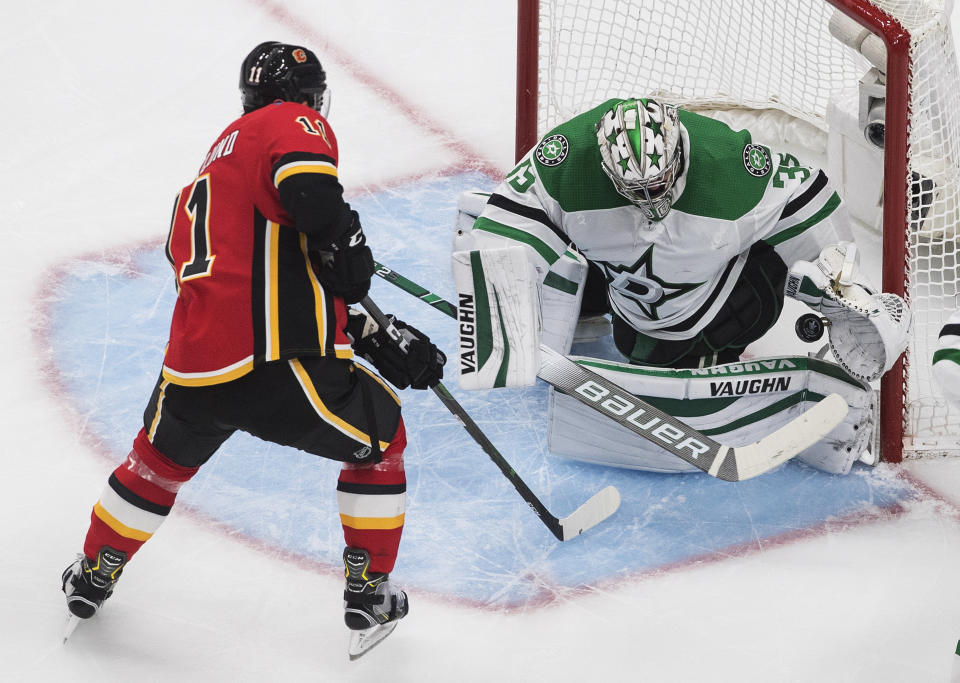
left=473, top=98, right=852, bottom=340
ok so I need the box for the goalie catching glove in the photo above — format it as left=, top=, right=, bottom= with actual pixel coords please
left=346, top=308, right=446, bottom=390
left=785, top=242, right=910, bottom=381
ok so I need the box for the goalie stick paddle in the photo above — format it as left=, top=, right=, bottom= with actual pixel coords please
left=372, top=261, right=850, bottom=482
left=359, top=295, right=620, bottom=541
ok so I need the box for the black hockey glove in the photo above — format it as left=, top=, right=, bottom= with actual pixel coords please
left=314, top=210, right=375, bottom=304
left=346, top=309, right=446, bottom=390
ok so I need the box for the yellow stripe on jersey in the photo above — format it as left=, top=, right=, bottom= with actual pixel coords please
left=339, top=513, right=405, bottom=530
left=288, top=359, right=392, bottom=450
left=93, top=502, right=153, bottom=542
left=162, top=355, right=254, bottom=387
left=299, top=233, right=327, bottom=352
left=147, top=379, right=170, bottom=441
left=354, top=363, right=401, bottom=406
left=273, top=160, right=338, bottom=187
left=265, top=221, right=282, bottom=361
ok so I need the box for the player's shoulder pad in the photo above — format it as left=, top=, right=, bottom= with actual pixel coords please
left=249, top=101, right=337, bottom=150
left=671, top=109, right=774, bottom=220
left=528, top=98, right=631, bottom=213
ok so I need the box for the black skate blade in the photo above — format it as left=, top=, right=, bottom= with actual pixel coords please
left=62, top=614, right=81, bottom=643
left=348, top=621, right=398, bottom=661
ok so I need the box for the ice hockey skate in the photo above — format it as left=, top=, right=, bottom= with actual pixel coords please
left=343, top=547, right=408, bottom=660
left=61, top=546, right=127, bottom=642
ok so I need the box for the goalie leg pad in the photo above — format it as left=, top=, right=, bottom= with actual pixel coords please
left=547, top=355, right=874, bottom=474
left=452, top=247, right=540, bottom=390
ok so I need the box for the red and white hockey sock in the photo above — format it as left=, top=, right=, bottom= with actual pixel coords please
left=82, top=429, right=198, bottom=561
left=337, top=420, right=407, bottom=574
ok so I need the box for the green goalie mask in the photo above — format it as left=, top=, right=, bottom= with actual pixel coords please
left=596, top=98, right=685, bottom=221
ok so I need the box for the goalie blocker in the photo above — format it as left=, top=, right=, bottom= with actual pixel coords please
left=452, top=245, right=543, bottom=390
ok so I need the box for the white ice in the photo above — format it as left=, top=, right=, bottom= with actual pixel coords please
left=4, top=2, right=960, bottom=681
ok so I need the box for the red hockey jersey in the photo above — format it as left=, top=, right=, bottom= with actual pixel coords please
left=162, top=102, right=353, bottom=386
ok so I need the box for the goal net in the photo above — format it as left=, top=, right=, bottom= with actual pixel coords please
left=516, top=0, right=960, bottom=461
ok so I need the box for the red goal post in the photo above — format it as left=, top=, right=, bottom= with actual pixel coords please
left=515, top=0, right=960, bottom=462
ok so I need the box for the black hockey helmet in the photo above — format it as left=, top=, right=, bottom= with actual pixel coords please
left=239, top=41, right=329, bottom=115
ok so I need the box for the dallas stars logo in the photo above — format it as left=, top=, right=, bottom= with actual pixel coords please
left=742, top=143, right=772, bottom=177
left=535, top=134, right=569, bottom=167
left=601, top=245, right=702, bottom=320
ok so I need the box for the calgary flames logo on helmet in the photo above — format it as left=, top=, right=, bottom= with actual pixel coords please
left=292, top=48, right=308, bottom=63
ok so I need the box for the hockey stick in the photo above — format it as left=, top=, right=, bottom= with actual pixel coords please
left=359, top=295, right=620, bottom=541
left=372, top=261, right=849, bottom=482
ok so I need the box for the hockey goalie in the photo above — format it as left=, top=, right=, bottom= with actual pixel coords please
left=451, top=97, right=911, bottom=475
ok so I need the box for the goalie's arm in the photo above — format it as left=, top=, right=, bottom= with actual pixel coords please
left=754, top=154, right=854, bottom=267
left=469, top=158, right=574, bottom=274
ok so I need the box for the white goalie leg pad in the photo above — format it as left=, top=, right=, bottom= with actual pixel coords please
left=452, top=246, right=541, bottom=389
left=934, top=310, right=960, bottom=404
left=547, top=355, right=874, bottom=475
left=785, top=242, right=911, bottom=381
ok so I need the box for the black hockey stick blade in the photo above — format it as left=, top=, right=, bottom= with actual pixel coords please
left=359, top=296, right=620, bottom=540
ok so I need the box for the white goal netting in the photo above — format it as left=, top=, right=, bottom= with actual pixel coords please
left=531, top=0, right=960, bottom=458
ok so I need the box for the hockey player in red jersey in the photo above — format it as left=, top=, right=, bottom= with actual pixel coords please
left=61, top=41, right=445, bottom=656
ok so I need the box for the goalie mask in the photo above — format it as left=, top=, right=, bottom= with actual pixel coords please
left=240, top=41, right=330, bottom=116
left=596, top=98, right=685, bottom=221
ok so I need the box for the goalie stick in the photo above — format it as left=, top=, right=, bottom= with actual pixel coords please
left=372, top=261, right=849, bottom=482
left=359, top=295, right=620, bottom=541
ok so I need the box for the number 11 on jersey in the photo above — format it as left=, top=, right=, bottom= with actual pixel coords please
left=172, top=174, right=216, bottom=282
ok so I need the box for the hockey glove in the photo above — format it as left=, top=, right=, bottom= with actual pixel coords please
left=314, top=210, right=375, bottom=304
left=346, top=309, right=446, bottom=390
left=785, top=242, right=911, bottom=381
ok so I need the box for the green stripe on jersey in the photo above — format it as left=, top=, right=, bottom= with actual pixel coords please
left=933, top=348, right=960, bottom=365
left=473, top=216, right=561, bottom=264
left=765, top=192, right=841, bottom=246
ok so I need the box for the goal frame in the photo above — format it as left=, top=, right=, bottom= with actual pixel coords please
left=515, top=0, right=913, bottom=462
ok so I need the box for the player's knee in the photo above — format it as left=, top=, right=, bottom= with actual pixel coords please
left=132, top=429, right=201, bottom=481
left=354, top=418, right=406, bottom=472
left=382, top=419, right=406, bottom=460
